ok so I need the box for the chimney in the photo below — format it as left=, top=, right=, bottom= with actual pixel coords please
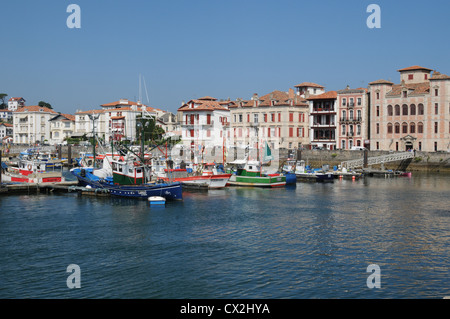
left=288, top=88, right=294, bottom=99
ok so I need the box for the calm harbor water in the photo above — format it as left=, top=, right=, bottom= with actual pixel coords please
left=0, top=172, right=449, bottom=299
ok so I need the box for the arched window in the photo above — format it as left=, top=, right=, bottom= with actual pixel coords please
left=395, top=105, right=400, bottom=116
left=402, top=104, right=408, bottom=116
left=395, top=122, right=400, bottom=134
left=418, top=104, right=424, bottom=115
left=410, top=104, right=416, bottom=115
left=387, top=123, right=393, bottom=134
left=410, top=122, right=416, bottom=134
left=387, top=105, right=393, bottom=116
left=402, top=122, right=408, bottom=134
left=418, top=122, right=424, bottom=134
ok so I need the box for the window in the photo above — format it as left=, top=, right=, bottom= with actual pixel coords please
left=376, top=92, right=380, bottom=100
left=349, top=98, right=354, bottom=106
left=247, top=114, right=250, bottom=122
left=402, top=122, right=408, bottom=134
left=408, top=74, right=414, bottom=80
left=357, top=98, right=362, bottom=106
left=342, top=125, right=346, bottom=135
left=402, top=104, right=408, bottom=116
left=434, top=142, right=438, bottom=152
left=403, top=91, right=407, bottom=98
left=376, top=123, right=380, bottom=134
left=264, top=114, right=267, bottom=122
left=434, top=122, right=438, bottom=134
left=238, top=114, right=243, bottom=123
left=278, top=113, right=281, bottom=122
left=289, top=112, right=294, bottom=122
left=387, top=105, right=393, bottom=116
left=342, top=98, right=347, bottom=106
left=418, top=104, right=424, bottom=115
left=435, top=89, right=439, bottom=96
left=418, top=122, right=423, bottom=134
left=435, top=103, right=439, bottom=115
left=410, top=123, right=415, bottom=134
left=376, top=142, right=379, bottom=150
left=395, top=105, right=400, bottom=116
left=376, top=106, right=380, bottom=117
left=271, top=113, right=275, bottom=122
left=342, top=110, right=346, bottom=120
left=387, top=123, right=393, bottom=134
left=410, top=104, right=416, bottom=115
left=289, top=127, right=293, bottom=137
left=395, top=123, right=400, bottom=134
left=254, top=114, right=259, bottom=123
left=357, top=110, right=362, bottom=120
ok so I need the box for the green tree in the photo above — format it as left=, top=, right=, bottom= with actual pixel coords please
left=0, top=93, right=8, bottom=109
left=135, top=116, right=165, bottom=144
left=38, top=101, right=52, bottom=109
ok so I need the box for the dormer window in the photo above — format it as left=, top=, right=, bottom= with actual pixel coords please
left=403, top=91, right=407, bottom=98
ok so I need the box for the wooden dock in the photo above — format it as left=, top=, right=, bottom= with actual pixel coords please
left=0, top=181, right=110, bottom=196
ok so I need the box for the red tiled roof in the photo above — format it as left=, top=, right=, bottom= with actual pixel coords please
left=397, top=65, right=433, bottom=72
left=15, top=105, right=57, bottom=113
left=101, top=99, right=145, bottom=107
left=178, top=99, right=231, bottom=112
left=306, top=91, right=337, bottom=100
left=430, top=71, right=450, bottom=80
left=0, top=123, right=13, bottom=127
left=76, top=109, right=105, bottom=115
left=294, top=82, right=324, bottom=88
left=369, top=79, right=394, bottom=85
left=386, top=82, right=430, bottom=96
left=8, top=97, right=24, bottom=101
left=197, top=96, right=217, bottom=101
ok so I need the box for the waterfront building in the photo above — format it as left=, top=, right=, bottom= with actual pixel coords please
left=49, top=113, right=75, bottom=144
left=7, top=97, right=25, bottom=112
left=177, top=96, right=234, bottom=151
left=306, top=91, right=338, bottom=150
left=369, top=65, right=450, bottom=152
left=229, top=89, right=310, bottom=151
left=74, top=99, right=163, bottom=143
left=0, top=109, right=13, bottom=122
left=157, top=112, right=180, bottom=138
left=336, top=86, right=369, bottom=149
left=0, top=122, right=13, bottom=141
left=12, top=105, right=57, bottom=144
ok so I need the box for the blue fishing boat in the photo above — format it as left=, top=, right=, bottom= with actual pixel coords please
left=70, top=164, right=182, bottom=201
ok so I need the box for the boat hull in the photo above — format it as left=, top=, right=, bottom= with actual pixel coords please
left=162, top=174, right=231, bottom=189
left=296, top=172, right=334, bottom=183
left=70, top=168, right=182, bottom=200
left=227, top=174, right=286, bottom=187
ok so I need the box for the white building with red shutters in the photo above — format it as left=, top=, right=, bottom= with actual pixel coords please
left=177, top=96, right=234, bottom=151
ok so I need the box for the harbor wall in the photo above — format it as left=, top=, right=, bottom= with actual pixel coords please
left=282, top=149, right=450, bottom=173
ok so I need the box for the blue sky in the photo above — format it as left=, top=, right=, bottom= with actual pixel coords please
left=1, top=0, right=449, bottom=114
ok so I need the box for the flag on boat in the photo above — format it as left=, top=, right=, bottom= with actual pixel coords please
left=263, top=141, right=273, bottom=161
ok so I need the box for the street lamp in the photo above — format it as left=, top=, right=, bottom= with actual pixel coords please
left=88, top=113, right=99, bottom=168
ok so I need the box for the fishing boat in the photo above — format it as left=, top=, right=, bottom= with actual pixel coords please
left=2, top=158, right=64, bottom=183
left=226, top=160, right=286, bottom=187
left=293, top=160, right=334, bottom=183
left=70, top=152, right=182, bottom=200
left=160, top=167, right=231, bottom=189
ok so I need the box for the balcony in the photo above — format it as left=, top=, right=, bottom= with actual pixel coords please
left=311, top=122, right=336, bottom=128
left=180, top=120, right=214, bottom=126
left=311, top=108, right=336, bottom=114
left=340, top=117, right=362, bottom=123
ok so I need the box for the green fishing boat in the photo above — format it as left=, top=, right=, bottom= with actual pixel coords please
left=226, top=160, right=286, bottom=187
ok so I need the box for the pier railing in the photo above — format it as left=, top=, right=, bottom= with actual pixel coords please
left=341, top=151, right=415, bottom=169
